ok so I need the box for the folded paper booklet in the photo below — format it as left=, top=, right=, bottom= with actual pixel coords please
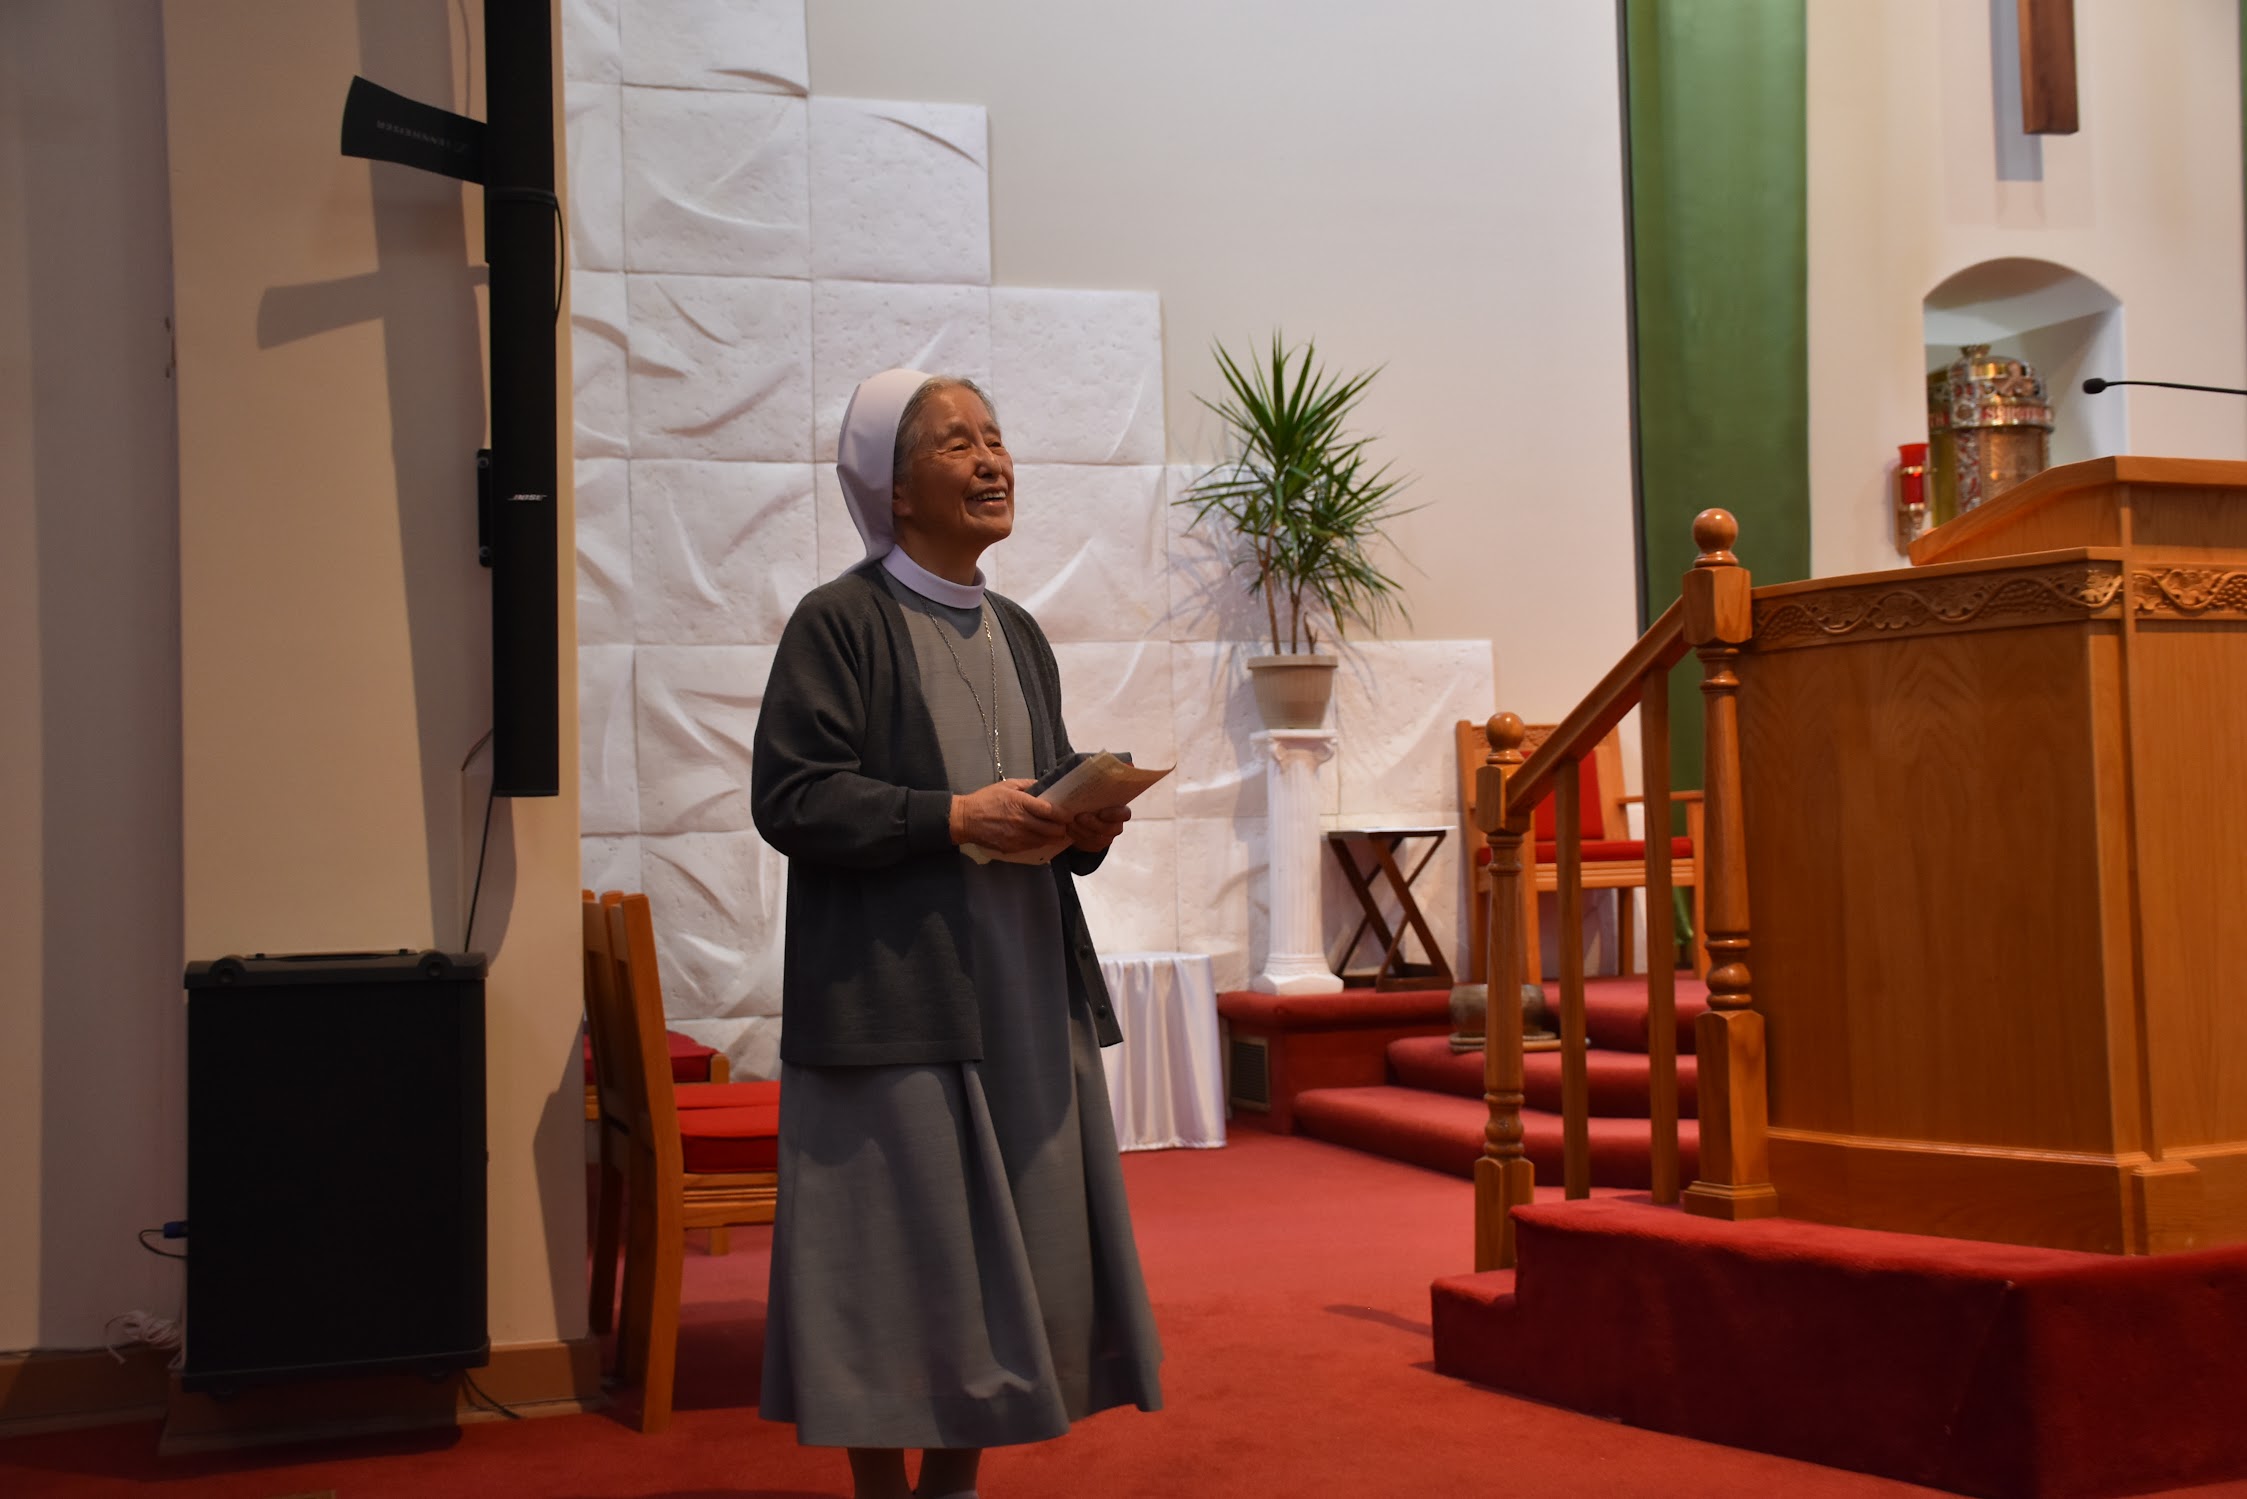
left=962, top=751, right=1174, bottom=866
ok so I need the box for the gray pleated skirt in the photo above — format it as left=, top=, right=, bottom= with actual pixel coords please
left=759, top=581, right=1164, bottom=1450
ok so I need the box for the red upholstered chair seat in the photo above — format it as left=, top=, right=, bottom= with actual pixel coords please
left=679, top=1098, right=782, bottom=1173
left=1477, top=836, right=1695, bottom=867
left=676, top=1079, right=780, bottom=1110
left=1536, top=836, right=1697, bottom=864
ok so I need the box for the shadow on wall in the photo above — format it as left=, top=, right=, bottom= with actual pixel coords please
left=254, top=0, right=500, bottom=956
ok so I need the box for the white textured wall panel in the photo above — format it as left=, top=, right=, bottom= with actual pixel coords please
left=627, top=275, right=812, bottom=461
left=1174, top=815, right=1267, bottom=994
left=808, top=98, right=990, bottom=285
left=1075, top=818, right=1181, bottom=956
left=991, top=288, right=1164, bottom=464
left=619, top=0, right=809, bottom=95
left=634, top=644, right=777, bottom=836
left=581, top=834, right=641, bottom=895
left=630, top=460, right=816, bottom=645
left=1162, top=464, right=1268, bottom=645
left=562, top=0, right=621, bottom=84
left=570, top=271, right=630, bottom=459
left=579, top=644, right=639, bottom=837
left=982, top=465, right=1166, bottom=644
left=1333, top=640, right=1494, bottom=818
left=812, top=280, right=992, bottom=461
left=575, top=457, right=633, bottom=646
left=1050, top=641, right=1177, bottom=820
left=812, top=465, right=866, bottom=580
left=641, top=830, right=790, bottom=1079
left=622, top=88, right=809, bottom=278
left=564, top=84, right=624, bottom=274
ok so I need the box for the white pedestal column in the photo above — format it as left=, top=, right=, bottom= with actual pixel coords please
left=1251, top=728, right=1343, bottom=995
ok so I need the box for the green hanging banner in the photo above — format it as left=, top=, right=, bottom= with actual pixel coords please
left=1622, top=0, right=1811, bottom=801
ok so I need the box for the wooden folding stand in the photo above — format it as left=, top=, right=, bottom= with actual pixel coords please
left=1326, top=826, right=1455, bottom=990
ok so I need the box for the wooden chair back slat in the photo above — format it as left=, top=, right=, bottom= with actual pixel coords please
left=608, top=894, right=686, bottom=1183
left=583, top=891, right=639, bottom=1131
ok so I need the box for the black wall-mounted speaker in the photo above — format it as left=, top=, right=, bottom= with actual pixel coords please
left=483, top=0, right=560, bottom=797
left=181, top=952, right=488, bottom=1394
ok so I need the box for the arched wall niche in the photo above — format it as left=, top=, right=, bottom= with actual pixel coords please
left=1922, top=257, right=2125, bottom=467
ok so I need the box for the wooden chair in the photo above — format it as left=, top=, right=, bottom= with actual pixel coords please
left=1456, top=720, right=1706, bottom=984
left=582, top=889, right=728, bottom=1122
left=583, top=892, right=780, bottom=1432
left=581, top=891, right=755, bottom=1272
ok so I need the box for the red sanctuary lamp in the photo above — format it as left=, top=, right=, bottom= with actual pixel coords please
left=1894, top=441, right=1930, bottom=553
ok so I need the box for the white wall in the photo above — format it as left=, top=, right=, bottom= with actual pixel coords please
left=803, top=0, right=1644, bottom=722
left=1809, top=0, right=2247, bottom=579
left=0, top=0, right=185, bottom=1353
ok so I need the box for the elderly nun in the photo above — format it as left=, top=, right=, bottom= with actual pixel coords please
left=749, top=369, right=1164, bottom=1499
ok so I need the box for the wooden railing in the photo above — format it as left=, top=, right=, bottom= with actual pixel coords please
left=1473, top=510, right=1778, bottom=1273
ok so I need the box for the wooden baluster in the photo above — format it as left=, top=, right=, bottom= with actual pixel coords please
left=1641, top=670, right=1681, bottom=1204
left=1474, top=713, right=1537, bottom=1271
left=1679, top=509, right=1779, bottom=1220
left=1555, top=759, right=1590, bottom=1200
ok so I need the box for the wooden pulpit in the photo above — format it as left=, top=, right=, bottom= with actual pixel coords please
left=1737, top=457, right=2247, bottom=1253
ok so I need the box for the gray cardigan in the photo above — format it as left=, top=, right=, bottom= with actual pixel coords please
left=749, top=561, right=1120, bottom=1066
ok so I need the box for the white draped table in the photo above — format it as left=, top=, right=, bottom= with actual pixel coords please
left=1096, top=952, right=1227, bottom=1152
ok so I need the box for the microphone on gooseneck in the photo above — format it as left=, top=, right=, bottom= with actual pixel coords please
left=2083, top=377, right=2247, bottom=397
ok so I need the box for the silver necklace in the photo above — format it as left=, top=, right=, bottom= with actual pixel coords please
left=924, top=603, right=1004, bottom=783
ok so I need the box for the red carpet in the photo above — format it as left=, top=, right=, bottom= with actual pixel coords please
left=6, top=1132, right=2245, bottom=1498
left=1433, top=1197, right=2247, bottom=1499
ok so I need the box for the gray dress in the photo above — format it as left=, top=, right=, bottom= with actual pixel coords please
left=758, top=573, right=1165, bottom=1449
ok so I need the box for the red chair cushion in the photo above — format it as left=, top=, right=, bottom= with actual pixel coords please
left=666, top=1032, right=722, bottom=1081
left=582, top=1030, right=722, bottom=1083
left=1528, top=751, right=1606, bottom=843
left=676, top=1079, right=782, bottom=1110
left=1476, top=836, right=1694, bottom=868
left=1532, top=836, right=1697, bottom=864
left=680, top=1100, right=782, bottom=1173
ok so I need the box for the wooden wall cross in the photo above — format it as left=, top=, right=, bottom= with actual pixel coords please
left=2018, top=0, right=2079, bottom=135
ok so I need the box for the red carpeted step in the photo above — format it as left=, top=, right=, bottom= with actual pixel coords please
left=1431, top=1197, right=2247, bottom=1498
left=1561, top=975, right=1709, bottom=1054
left=1292, top=1085, right=1699, bottom=1190
left=1387, top=1034, right=1700, bottom=1118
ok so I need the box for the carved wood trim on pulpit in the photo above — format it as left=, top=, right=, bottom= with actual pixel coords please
left=1751, top=560, right=2125, bottom=651
left=2132, top=567, right=2247, bottom=621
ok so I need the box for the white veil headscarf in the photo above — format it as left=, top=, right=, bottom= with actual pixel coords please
left=834, top=366, right=988, bottom=606
left=835, top=366, right=933, bottom=563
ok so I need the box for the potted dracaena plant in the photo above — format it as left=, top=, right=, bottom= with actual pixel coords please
left=1178, top=334, right=1414, bottom=728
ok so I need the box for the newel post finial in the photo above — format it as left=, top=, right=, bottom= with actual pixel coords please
left=1484, top=712, right=1525, bottom=768
left=1693, top=508, right=1739, bottom=569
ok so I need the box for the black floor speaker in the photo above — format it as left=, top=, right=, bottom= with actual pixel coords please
left=181, top=951, right=488, bottom=1394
